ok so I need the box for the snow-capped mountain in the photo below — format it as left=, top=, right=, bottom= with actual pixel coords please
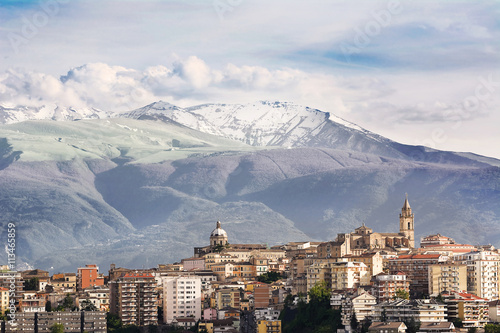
left=0, top=100, right=499, bottom=272
left=122, top=101, right=499, bottom=166
left=0, top=104, right=112, bottom=124
left=122, top=101, right=398, bottom=154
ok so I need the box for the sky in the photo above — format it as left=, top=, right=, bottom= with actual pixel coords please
left=0, top=0, right=499, bottom=158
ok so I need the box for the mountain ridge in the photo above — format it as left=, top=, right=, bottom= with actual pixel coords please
left=0, top=101, right=498, bottom=272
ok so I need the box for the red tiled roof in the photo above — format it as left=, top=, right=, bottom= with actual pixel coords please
left=395, top=254, right=442, bottom=259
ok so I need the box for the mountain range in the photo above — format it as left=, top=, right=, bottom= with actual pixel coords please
left=0, top=101, right=498, bottom=272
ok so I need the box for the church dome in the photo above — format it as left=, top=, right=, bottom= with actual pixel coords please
left=211, top=220, right=227, bottom=237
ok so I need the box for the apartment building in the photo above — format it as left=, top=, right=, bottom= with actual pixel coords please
left=0, top=287, right=9, bottom=314
left=371, top=272, right=410, bottom=303
left=388, top=253, right=448, bottom=298
left=428, top=262, right=467, bottom=296
left=162, top=275, right=202, bottom=324
left=19, top=291, right=45, bottom=312
left=77, top=265, right=105, bottom=291
left=4, top=311, right=107, bottom=333
left=454, top=251, right=500, bottom=301
left=442, top=291, right=489, bottom=328
left=344, top=251, right=384, bottom=277
left=214, top=288, right=241, bottom=310
left=341, top=292, right=377, bottom=326
left=257, top=319, right=281, bottom=333
left=307, top=260, right=370, bottom=292
left=254, top=284, right=272, bottom=309
left=373, top=299, right=447, bottom=323
left=109, top=272, right=157, bottom=326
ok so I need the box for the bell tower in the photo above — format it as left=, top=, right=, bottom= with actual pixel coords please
left=399, top=194, right=415, bottom=248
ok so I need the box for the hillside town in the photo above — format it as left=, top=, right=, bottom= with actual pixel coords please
left=2, top=196, right=500, bottom=333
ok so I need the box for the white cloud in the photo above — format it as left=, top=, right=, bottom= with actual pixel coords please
left=0, top=1, right=498, bottom=158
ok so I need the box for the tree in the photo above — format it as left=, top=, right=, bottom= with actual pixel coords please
left=308, top=280, right=331, bottom=305
left=257, top=271, right=283, bottom=284
left=213, top=244, right=225, bottom=253
left=485, top=324, right=500, bottom=333
left=25, top=277, right=39, bottom=291
left=50, top=323, right=64, bottom=333
left=380, top=308, right=388, bottom=322
left=45, top=300, right=52, bottom=312
left=360, top=317, right=373, bottom=333
left=403, top=318, right=421, bottom=333
left=452, top=318, right=463, bottom=328
left=350, top=312, right=359, bottom=331
left=157, top=306, right=163, bottom=324
left=107, top=312, right=122, bottom=332
left=468, top=327, right=477, bottom=333
left=395, top=289, right=410, bottom=300
left=81, top=299, right=98, bottom=311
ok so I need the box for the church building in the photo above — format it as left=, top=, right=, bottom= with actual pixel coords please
left=318, top=196, right=415, bottom=258
left=210, top=220, right=228, bottom=247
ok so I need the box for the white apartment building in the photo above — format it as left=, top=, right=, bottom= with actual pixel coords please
left=454, top=251, right=500, bottom=301
left=341, top=292, right=377, bottom=326
left=162, top=276, right=202, bottom=324
left=306, top=260, right=370, bottom=292
left=373, top=299, right=447, bottom=323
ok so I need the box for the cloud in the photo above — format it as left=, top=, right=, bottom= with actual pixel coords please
left=0, top=58, right=355, bottom=112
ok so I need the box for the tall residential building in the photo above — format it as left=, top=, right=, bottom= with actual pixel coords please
left=254, top=284, right=271, bottom=309
left=307, top=260, right=370, bottom=292
left=341, top=292, right=377, bottom=326
left=388, top=253, right=448, bottom=298
left=0, top=270, right=23, bottom=307
left=214, top=288, right=241, bottom=310
left=443, top=291, right=489, bottom=328
left=428, top=262, right=467, bottom=296
left=0, top=287, right=9, bottom=314
left=371, top=272, right=410, bottom=303
left=162, top=275, right=202, bottom=324
left=454, top=251, right=500, bottom=301
left=109, top=272, right=157, bottom=326
left=77, top=264, right=105, bottom=291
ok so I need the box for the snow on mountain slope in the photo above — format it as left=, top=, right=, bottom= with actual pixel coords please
left=122, top=101, right=500, bottom=166
left=0, top=104, right=112, bottom=124
left=0, top=118, right=261, bottom=163
left=121, top=101, right=407, bottom=157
